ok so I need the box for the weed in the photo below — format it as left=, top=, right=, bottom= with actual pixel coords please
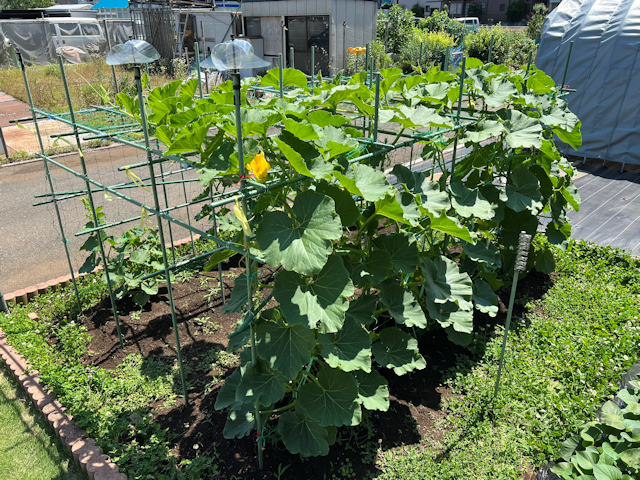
left=194, top=316, right=219, bottom=335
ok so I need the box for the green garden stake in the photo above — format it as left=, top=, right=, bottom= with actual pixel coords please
left=134, top=65, right=189, bottom=402
left=419, top=42, right=423, bottom=70
left=18, top=52, right=82, bottom=316
left=373, top=73, right=381, bottom=142
left=443, top=46, right=450, bottom=71
left=290, top=46, right=294, bottom=69
left=561, top=41, right=574, bottom=92
left=310, top=46, right=315, bottom=92
left=180, top=168, right=196, bottom=256
left=450, top=57, right=466, bottom=179
left=364, top=43, right=370, bottom=74
left=158, top=161, right=177, bottom=264
left=488, top=34, right=495, bottom=64
left=523, top=50, right=533, bottom=93
left=211, top=213, right=225, bottom=306
left=58, top=56, right=125, bottom=348
left=195, top=42, right=203, bottom=99
left=278, top=53, right=284, bottom=98
left=493, top=232, right=532, bottom=402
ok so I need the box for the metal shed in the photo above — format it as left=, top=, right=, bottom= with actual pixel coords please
left=241, top=0, right=378, bottom=75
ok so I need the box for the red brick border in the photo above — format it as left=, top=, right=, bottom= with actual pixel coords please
left=0, top=328, right=126, bottom=479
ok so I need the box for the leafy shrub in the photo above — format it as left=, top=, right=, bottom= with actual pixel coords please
left=465, top=24, right=537, bottom=68
left=417, top=9, right=467, bottom=45
left=527, top=3, right=548, bottom=41
left=411, top=3, right=425, bottom=17
left=344, top=40, right=394, bottom=76
left=552, top=382, right=640, bottom=478
left=400, top=29, right=455, bottom=73
left=377, top=4, right=415, bottom=54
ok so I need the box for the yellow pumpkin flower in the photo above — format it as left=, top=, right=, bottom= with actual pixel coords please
left=233, top=197, right=253, bottom=237
left=247, top=151, right=270, bottom=183
left=348, top=47, right=355, bottom=54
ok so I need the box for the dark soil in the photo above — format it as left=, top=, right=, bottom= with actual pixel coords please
left=77, top=258, right=553, bottom=480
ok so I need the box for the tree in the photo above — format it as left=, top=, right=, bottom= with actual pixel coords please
left=378, top=4, right=415, bottom=54
left=411, top=3, right=425, bottom=18
left=506, top=0, right=527, bottom=23
left=527, top=3, right=548, bottom=41
left=0, top=0, right=54, bottom=8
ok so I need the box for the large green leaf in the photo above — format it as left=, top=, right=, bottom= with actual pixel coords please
left=450, top=181, right=496, bottom=220
left=463, top=120, right=505, bottom=144
left=215, top=368, right=242, bottom=411
left=256, top=190, right=342, bottom=275
left=501, top=110, right=543, bottom=149
left=203, top=249, right=236, bottom=271
left=275, top=132, right=332, bottom=179
left=223, top=406, right=255, bottom=439
left=298, top=366, right=360, bottom=427
left=278, top=409, right=331, bottom=457
left=483, top=78, right=517, bottom=108
left=592, top=464, right=623, bottom=480
left=221, top=272, right=257, bottom=314
left=373, top=233, right=420, bottom=273
left=236, top=359, right=287, bottom=407
left=472, top=279, right=498, bottom=317
left=334, top=163, right=393, bottom=202
left=554, top=120, right=583, bottom=150
left=353, top=249, right=392, bottom=285
left=421, top=255, right=473, bottom=310
left=501, top=167, right=543, bottom=213
left=320, top=316, right=372, bottom=372
left=346, top=294, right=378, bottom=327
left=308, top=110, right=348, bottom=127
left=283, top=118, right=320, bottom=141
left=372, top=327, right=426, bottom=375
left=316, top=182, right=360, bottom=227
left=255, top=316, right=316, bottom=379
left=275, top=255, right=355, bottom=333
left=428, top=210, right=476, bottom=243
left=380, top=283, right=427, bottom=328
left=353, top=370, right=389, bottom=411
left=380, top=105, right=452, bottom=129
left=463, top=240, right=501, bottom=271
left=261, top=67, right=308, bottom=89
left=374, top=192, right=421, bottom=226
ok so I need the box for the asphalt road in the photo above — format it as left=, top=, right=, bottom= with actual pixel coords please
left=0, top=145, right=204, bottom=294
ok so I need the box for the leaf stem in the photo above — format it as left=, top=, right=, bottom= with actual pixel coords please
left=260, top=401, right=297, bottom=416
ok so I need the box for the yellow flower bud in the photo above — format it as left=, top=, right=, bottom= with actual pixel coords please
left=233, top=197, right=253, bottom=237
left=247, top=151, right=270, bottom=183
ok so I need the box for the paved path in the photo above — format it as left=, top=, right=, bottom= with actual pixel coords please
left=0, top=145, right=202, bottom=293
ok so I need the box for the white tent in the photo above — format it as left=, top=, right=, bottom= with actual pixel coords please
left=535, top=0, right=640, bottom=166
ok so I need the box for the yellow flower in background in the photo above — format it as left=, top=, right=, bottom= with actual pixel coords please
left=247, top=151, right=270, bottom=183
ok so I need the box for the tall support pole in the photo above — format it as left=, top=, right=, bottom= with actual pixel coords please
left=278, top=53, right=284, bottom=99
left=450, top=57, right=466, bottom=180
left=561, top=41, right=574, bottom=91
left=365, top=42, right=370, bottom=76
left=134, top=65, right=188, bottom=402
left=310, top=46, right=315, bottom=92
left=523, top=50, right=533, bottom=94
left=17, top=52, right=82, bottom=315
left=102, top=20, right=119, bottom=94
left=56, top=56, right=123, bottom=345
left=373, top=73, right=381, bottom=142
left=179, top=166, right=196, bottom=257
left=290, top=46, right=294, bottom=69
left=158, top=161, right=177, bottom=264
left=487, top=34, right=494, bottom=64
left=443, top=46, right=450, bottom=71
left=494, top=232, right=532, bottom=401
left=195, top=42, right=203, bottom=99
left=232, top=70, right=262, bottom=470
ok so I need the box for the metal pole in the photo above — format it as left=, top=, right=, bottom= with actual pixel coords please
left=373, top=73, right=380, bottom=142
left=103, top=20, right=119, bottom=94
left=494, top=232, right=532, bottom=401
left=310, top=46, right=315, bottom=93
left=195, top=42, right=203, bottom=99
left=158, top=160, right=177, bottom=264
left=487, top=33, right=494, bottom=64
left=343, top=22, right=347, bottom=71
left=450, top=57, right=466, bottom=179
left=369, top=57, right=374, bottom=88
left=17, top=51, right=82, bottom=315
left=232, top=70, right=262, bottom=469
left=561, top=41, right=574, bottom=90
left=278, top=53, right=284, bottom=99
left=290, top=46, right=294, bottom=69
left=212, top=213, right=225, bottom=306
left=134, top=65, right=188, bottom=402
left=56, top=56, right=123, bottom=345
left=365, top=42, right=370, bottom=75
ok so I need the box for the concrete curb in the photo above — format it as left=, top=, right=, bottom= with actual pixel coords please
left=4, top=234, right=201, bottom=307
left=0, top=328, right=127, bottom=480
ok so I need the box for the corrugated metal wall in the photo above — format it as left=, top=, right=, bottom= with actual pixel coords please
left=242, top=0, right=377, bottom=73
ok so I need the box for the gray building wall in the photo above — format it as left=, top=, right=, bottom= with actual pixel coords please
left=242, top=0, right=377, bottom=72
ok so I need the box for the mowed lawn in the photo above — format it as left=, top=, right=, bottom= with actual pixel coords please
left=0, top=366, right=84, bottom=480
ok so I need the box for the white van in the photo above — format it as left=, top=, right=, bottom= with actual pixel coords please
left=47, top=19, right=104, bottom=52
left=456, top=17, right=480, bottom=31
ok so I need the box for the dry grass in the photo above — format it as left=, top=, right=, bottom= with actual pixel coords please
left=0, top=59, right=175, bottom=113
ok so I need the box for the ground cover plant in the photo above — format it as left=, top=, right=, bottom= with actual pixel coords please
left=105, top=58, right=582, bottom=460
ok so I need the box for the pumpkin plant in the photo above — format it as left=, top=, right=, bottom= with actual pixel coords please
left=109, top=59, right=582, bottom=457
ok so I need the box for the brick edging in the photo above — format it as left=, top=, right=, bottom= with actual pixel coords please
left=0, top=327, right=126, bottom=480
left=3, top=234, right=201, bottom=306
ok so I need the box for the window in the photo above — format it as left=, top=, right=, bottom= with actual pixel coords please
left=58, top=24, right=81, bottom=36
left=500, top=3, right=505, bottom=10
left=81, top=24, right=100, bottom=36
left=245, top=17, right=261, bottom=37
